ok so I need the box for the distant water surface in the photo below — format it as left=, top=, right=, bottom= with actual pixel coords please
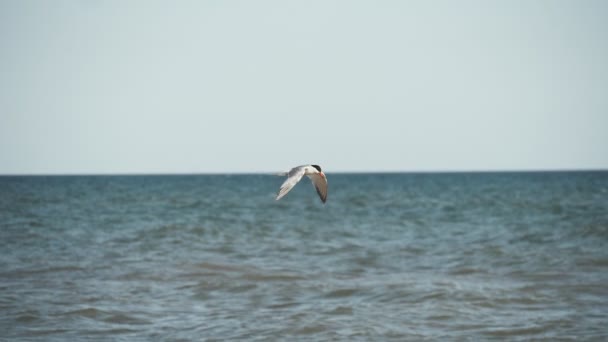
left=1, top=172, right=607, bottom=340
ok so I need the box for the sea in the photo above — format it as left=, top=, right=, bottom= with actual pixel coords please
left=1, top=172, right=607, bottom=341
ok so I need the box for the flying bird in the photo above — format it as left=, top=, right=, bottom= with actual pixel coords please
left=276, top=164, right=328, bottom=203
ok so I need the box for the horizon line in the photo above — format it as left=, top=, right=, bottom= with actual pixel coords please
left=1, top=168, right=607, bottom=177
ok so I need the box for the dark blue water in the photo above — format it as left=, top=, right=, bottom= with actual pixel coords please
left=1, top=172, right=607, bottom=340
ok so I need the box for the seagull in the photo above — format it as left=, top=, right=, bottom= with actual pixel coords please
left=276, top=164, right=328, bottom=203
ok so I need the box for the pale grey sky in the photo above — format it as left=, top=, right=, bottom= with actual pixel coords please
left=1, top=1, right=607, bottom=174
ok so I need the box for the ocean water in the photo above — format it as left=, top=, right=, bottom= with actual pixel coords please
left=1, top=172, right=607, bottom=341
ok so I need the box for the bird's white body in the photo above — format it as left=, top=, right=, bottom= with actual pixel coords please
left=275, top=164, right=328, bottom=203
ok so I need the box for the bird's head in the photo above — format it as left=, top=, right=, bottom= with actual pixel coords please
left=311, top=164, right=325, bottom=178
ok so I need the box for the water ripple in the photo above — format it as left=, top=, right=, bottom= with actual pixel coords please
left=1, top=173, right=607, bottom=340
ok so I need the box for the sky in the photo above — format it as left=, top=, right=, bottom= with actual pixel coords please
left=1, top=0, right=607, bottom=174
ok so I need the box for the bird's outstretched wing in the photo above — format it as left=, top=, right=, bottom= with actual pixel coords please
left=275, top=166, right=306, bottom=201
left=307, top=173, right=328, bottom=203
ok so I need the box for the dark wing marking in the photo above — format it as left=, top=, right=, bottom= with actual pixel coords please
left=308, top=173, right=328, bottom=203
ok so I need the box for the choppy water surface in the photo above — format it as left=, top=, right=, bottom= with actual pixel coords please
left=1, top=172, right=607, bottom=340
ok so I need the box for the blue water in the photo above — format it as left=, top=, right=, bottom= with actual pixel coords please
left=1, top=172, right=607, bottom=340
